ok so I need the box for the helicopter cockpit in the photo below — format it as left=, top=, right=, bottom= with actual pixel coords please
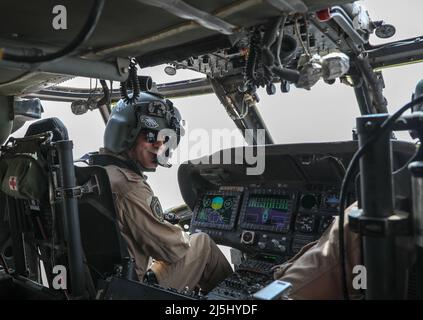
left=1, top=0, right=423, bottom=301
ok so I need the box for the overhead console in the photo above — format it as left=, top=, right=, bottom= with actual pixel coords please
left=178, top=141, right=416, bottom=299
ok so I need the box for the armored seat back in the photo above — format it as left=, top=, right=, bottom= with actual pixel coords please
left=75, top=165, right=135, bottom=281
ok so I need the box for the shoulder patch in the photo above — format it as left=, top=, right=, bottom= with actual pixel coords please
left=150, top=196, right=164, bottom=222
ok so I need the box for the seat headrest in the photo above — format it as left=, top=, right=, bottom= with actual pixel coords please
left=25, top=117, right=69, bottom=142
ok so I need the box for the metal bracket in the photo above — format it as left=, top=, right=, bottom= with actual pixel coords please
left=349, top=208, right=412, bottom=237
left=116, top=57, right=130, bottom=78
left=55, top=186, right=84, bottom=199
left=55, top=174, right=100, bottom=200
left=331, top=6, right=367, bottom=46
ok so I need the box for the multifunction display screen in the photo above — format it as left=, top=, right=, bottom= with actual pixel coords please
left=243, top=194, right=292, bottom=230
left=193, top=192, right=242, bottom=230
left=196, top=195, right=238, bottom=225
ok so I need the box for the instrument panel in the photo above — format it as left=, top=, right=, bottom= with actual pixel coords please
left=190, top=185, right=344, bottom=260
left=179, top=141, right=413, bottom=299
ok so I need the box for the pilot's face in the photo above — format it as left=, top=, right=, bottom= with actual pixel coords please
left=128, top=132, right=165, bottom=169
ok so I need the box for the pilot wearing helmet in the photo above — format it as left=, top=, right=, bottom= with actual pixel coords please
left=102, top=92, right=232, bottom=292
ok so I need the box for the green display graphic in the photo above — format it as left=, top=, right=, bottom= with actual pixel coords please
left=196, top=194, right=237, bottom=225
left=247, top=196, right=290, bottom=210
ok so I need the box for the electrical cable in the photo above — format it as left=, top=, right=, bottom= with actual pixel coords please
left=245, top=28, right=260, bottom=86
left=392, top=145, right=419, bottom=175
left=0, top=254, right=10, bottom=275
left=109, top=80, right=113, bottom=112
left=120, top=60, right=141, bottom=104
left=295, top=17, right=310, bottom=57
left=1, top=0, right=105, bottom=63
left=262, top=17, right=283, bottom=87
left=239, top=94, right=250, bottom=119
left=276, top=15, right=288, bottom=67
left=317, top=155, right=347, bottom=181
left=303, top=14, right=311, bottom=57
left=339, top=94, right=423, bottom=300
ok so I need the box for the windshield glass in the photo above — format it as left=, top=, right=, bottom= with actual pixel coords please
left=257, top=81, right=359, bottom=143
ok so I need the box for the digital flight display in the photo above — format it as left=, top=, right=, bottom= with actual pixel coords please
left=243, top=194, right=292, bottom=230
left=193, top=193, right=241, bottom=229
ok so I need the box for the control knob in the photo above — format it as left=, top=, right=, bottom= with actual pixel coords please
left=271, top=239, right=286, bottom=253
left=241, top=230, right=255, bottom=244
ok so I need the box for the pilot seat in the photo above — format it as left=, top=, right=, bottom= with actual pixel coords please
left=0, top=117, right=137, bottom=299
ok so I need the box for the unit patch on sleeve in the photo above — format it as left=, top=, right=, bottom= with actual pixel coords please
left=150, top=196, right=164, bottom=222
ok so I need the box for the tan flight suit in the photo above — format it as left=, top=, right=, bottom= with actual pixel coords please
left=104, top=164, right=232, bottom=292
left=273, top=203, right=363, bottom=299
